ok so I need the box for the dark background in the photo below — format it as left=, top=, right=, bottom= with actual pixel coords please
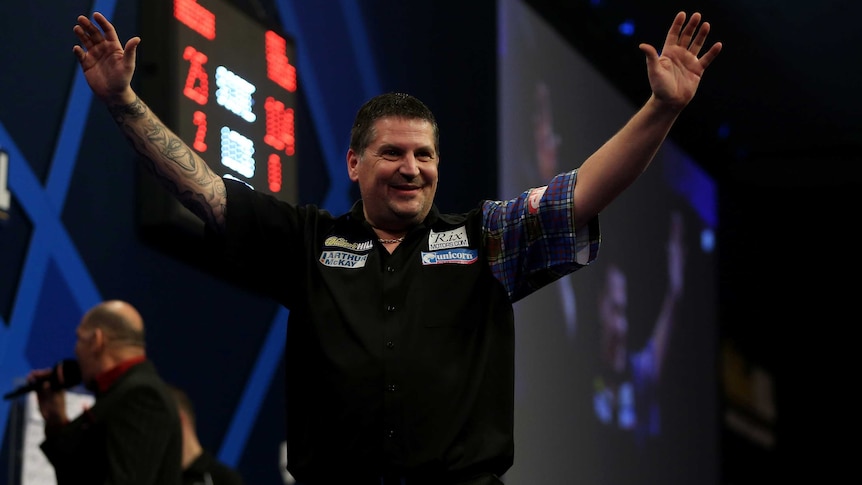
left=519, top=2, right=858, bottom=480
left=1, top=0, right=856, bottom=483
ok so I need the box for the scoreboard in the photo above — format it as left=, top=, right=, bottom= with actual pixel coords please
left=138, top=0, right=298, bottom=245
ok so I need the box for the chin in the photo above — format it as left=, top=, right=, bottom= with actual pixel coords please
left=391, top=204, right=424, bottom=220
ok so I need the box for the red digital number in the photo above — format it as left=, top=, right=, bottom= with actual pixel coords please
left=263, top=97, right=295, bottom=156
left=182, top=46, right=209, bottom=105
left=174, top=0, right=216, bottom=40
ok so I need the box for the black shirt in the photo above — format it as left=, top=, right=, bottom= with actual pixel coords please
left=214, top=177, right=598, bottom=483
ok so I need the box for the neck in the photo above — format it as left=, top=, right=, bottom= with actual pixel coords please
left=377, top=235, right=405, bottom=244
left=372, top=227, right=407, bottom=243
left=182, top=431, right=204, bottom=468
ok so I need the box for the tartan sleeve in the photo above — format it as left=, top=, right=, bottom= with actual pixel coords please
left=482, top=169, right=600, bottom=302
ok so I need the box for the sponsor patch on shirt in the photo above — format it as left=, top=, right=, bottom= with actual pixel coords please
left=320, top=250, right=368, bottom=268
left=428, top=226, right=469, bottom=251
left=527, top=186, right=547, bottom=215
left=421, top=249, right=478, bottom=265
left=324, top=236, right=374, bottom=252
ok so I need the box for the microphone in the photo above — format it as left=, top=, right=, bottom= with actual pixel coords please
left=3, top=359, right=82, bottom=400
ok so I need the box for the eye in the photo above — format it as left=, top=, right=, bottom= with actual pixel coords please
left=380, top=149, right=401, bottom=161
left=415, top=151, right=435, bottom=162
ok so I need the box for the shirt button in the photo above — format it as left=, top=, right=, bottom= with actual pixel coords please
left=386, top=305, right=396, bottom=312
left=387, top=384, right=397, bottom=392
left=387, top=429, right=396, bottom=438
left=386, top=341, right=395, bottom=349
left=386, top=266, right=395, bottom=273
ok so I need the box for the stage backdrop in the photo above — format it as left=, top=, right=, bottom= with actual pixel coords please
left=1, top=1, right=725, bottom=484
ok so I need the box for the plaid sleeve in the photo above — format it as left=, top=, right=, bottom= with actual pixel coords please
left=482, top=169, right=600, bottom=302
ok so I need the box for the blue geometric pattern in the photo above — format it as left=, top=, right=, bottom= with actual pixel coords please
left=0, top=0, right=117, bottom=449
left=0, top=0, right=381, bottom=471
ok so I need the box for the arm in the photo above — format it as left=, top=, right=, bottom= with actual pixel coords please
left=72, top=12, right=226, bottom=232
left=572, top=11, right=722, bottom=229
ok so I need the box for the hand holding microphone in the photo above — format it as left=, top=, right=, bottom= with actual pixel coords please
left=3, top=359, right=82, bottom=400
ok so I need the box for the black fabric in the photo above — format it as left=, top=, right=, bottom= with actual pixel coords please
left=213, top=180, right=515, bottom=482
left=39, top=360, right=183, bottom=485
left=297, top=472, right=503, bottom=485
left=183, top=449, right=245, bottom=485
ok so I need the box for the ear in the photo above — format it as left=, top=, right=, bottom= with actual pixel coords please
left=346, top=149, right=360, bottom=182
left=91, top=328, right=107, bottom=353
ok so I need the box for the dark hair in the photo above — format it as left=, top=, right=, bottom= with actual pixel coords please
left=349, top=92, right=439, bottom=155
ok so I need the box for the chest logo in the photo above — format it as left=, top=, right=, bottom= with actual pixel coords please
left=319, top=250, right=368, bottom=268
left=324, top=236, right=374, bottom=252
left=428, top=226, right=469, bottom=251
left=421, top=249, right=478, bottom=265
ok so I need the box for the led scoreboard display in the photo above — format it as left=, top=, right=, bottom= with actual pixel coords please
left=138, top=0, right=298, bottom=249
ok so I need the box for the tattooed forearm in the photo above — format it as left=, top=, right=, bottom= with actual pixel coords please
left=108, top=96, right=226, bottom=231
left=108, top=96, right=147, bottom=121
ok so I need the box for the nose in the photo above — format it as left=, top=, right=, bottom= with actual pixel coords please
left=399, top=153, right=420, bottom=178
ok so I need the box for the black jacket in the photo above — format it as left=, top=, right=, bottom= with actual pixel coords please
left=40, top=359, right=183, bottom=485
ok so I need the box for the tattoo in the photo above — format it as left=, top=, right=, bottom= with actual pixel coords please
left=110, top=96, right=225, bottom=232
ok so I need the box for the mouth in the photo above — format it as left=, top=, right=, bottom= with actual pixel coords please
left=390, top=184, right=422, bottom=196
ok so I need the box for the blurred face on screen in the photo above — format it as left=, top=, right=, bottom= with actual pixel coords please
left=533, top=82, right=560, bottom=180
left=600, top=264, right=628, bottom=372
left=347, top=116, right=439, bottom=231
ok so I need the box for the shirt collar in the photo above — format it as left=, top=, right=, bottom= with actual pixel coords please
left=94, top=355, right=147, bottom=394
left=348, top=200, right=440, bottom=229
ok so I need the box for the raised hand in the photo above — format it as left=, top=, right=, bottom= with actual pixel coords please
left=639, top=12, right=722, bottom=110
left=72, top=12, right=140, bottom=104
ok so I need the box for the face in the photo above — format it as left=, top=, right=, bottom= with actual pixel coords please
left=600, top=266, right=628, bottom=366
left=534, top=82, right=559, bottom=180
left=347, top=117, right=438, bottom=231
left=74, top=323, right=100, bottom=388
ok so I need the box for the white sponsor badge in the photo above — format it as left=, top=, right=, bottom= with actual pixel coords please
left=428, top=226, right=469, bottom=251
left=319, top=250, right=368, bottom=268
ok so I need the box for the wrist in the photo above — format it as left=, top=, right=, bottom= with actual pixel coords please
left=103, top=87, right=137, bottom=109
left=44, top=416, right=69, bottom=437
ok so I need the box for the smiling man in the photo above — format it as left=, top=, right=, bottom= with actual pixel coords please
left=71, top=10, right=720, bottom=484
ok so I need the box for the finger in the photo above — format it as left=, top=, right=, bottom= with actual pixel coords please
left=73, top=17, right=96, bottom=49
left=679, top=12, right=702, bottom=48
left=124, top=36, right=142, bottom=68
left=698, top=42, right=723, bottom=70
left=27, top=368, right=50, bottom=382
left=664, top=12, right=686, bottom=48
left=93, top=12, right=120, bottom=43
left=638, top=42, right=660, bottom=72
left=72, top=45, right=86, bottom=62
left=689, top=21, right=711, bottom=55
left=78, top=14, right=105, bottom=44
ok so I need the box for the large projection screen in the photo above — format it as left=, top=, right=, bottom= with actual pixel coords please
left=498, top=1, right=719, bottom=483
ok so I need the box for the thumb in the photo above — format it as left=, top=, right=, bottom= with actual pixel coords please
left=124, top=36, right=141, bottom=69
left=638, top=43, right=659, bottom=65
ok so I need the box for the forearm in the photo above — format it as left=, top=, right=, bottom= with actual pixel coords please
left=572, top=95, right=680, bottom=228
left=106, top=89, right=227, bottom=231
